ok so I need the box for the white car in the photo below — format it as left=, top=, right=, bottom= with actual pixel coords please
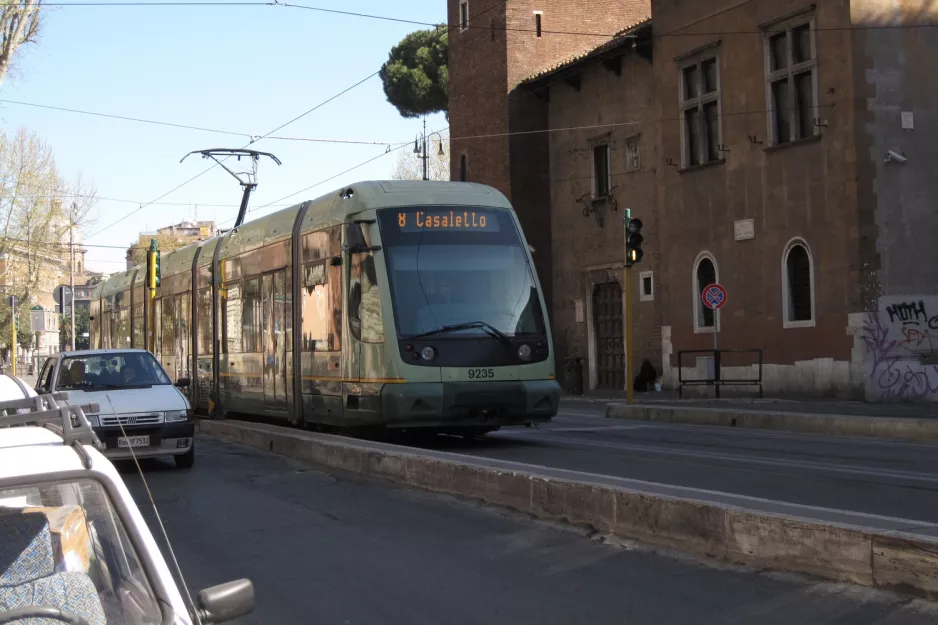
left=0, top=374, right=254, bottom=624
left=35, top=349, right=196, bottom=468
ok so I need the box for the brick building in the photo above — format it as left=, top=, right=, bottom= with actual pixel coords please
left=447, top=0, right=652, bottom=311
left=448, top=0, right=938, bottom=400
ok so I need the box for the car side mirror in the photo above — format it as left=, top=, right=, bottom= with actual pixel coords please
left=196, top=579, right=255, bottom=624
left=175, top=377, right=191, bottom=388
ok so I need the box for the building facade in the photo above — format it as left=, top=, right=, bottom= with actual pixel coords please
left=447, top=0, right=938, bottom=400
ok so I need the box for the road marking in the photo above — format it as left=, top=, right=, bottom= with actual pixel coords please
left=515, top=425, right=650, bottom=434
left=610, top=419, right=938, bottom=451
left=494, top=431, right=938, bottom=485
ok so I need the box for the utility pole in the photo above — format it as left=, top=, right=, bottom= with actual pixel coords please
left=10, top=294, right=16, bottom=377
left=69, top=205, right=76, bottom=352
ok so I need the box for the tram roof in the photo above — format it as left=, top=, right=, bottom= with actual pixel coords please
left=95, top=180, right=510, bottom=298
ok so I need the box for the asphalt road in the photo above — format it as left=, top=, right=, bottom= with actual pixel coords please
left=411, top=401, right=938, bottom=525
left=117, top=436, right=938, bottom=625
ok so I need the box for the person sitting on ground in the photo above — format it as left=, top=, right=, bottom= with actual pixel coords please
left=633, top=359, right=657, bottom=393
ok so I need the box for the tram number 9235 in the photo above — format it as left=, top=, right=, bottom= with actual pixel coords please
left=468, top=368, right=496, bottom=379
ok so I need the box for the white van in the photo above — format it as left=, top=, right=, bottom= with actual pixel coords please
left=0, top=374, right=254, bottom=624
left=35, top=349, right=195, bottom=468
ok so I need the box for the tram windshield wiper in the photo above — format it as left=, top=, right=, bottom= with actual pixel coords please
left=410, top=321, right=513, bottom=349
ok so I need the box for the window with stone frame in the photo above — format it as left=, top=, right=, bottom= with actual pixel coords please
left=679, top=51, right=722, bottom=168
left=591, top=141, right=611, bottom=199
left=782, top=240, right=815, bottom=327
left=694, top=255, right=717, bottom=330
left=459, top=0, right=469, bottom=32
left=764, top=15, right=818, bottom=145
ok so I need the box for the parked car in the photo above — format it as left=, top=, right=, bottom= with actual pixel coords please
left=34, top=349, right=196, bottom=468
left=0, top=374, right=254, bottom=625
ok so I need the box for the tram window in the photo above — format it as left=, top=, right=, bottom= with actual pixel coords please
left=197, top=288, right=212, bottom=354
left=133, top=304, right=144, bottom=348
left=284, top=270, right=293, bottom=350
left=242, top=278, right=262, bottom=353
left=177, top=292, right=190, bottom=361
left=300, top=260, right=340, bottom=352
left=161, top=297, right=174, bottom=355
left=224, top=282, right=242, bottom=354
left=349, top=253, right=384, bottom=343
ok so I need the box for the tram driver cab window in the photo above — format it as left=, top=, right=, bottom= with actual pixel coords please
left=415, top=273, right=464, bottom=331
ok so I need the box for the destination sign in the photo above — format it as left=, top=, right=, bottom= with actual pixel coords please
left=396, top=209, right=501, bottom=233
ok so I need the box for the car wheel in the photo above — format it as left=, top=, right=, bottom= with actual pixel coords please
left=175, top=443, right=195, bottom=469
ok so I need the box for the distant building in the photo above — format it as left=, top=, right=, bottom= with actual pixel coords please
left=0, top=199, right=92, bottom=359
left=126, top=220, right=217, bottom=269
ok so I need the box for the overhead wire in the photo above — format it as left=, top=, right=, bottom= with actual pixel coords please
left=39, top=0, right=938, bottom=36
left=0, top=98, right=397, bottom=146
left=75, top=0, right=491, bottom=243
left=84, top=70, right=383, bottom=240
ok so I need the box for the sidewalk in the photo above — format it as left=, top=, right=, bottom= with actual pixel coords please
left=565, top=390, right=938, bottom=419
left=564, top=390, right=938, bottom=441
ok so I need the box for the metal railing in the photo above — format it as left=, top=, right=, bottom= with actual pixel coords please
left=677, top=349, right=763, bottom=399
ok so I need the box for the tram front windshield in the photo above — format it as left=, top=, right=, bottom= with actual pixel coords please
left=377, top=206, right=546, bottom=339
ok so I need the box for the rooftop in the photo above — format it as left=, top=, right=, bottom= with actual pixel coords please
left=521, top=17, right=652, bottom=85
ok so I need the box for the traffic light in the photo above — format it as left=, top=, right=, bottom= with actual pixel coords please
left=146, top=245, right=161, bottom=290
left=625, top=217, right=644, bottom=267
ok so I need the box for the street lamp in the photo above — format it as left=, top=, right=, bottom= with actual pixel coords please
left=414, top=121, right=446, bottom=181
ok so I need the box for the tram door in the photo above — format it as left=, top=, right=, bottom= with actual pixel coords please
left=263, top=271, right=287, bottom=407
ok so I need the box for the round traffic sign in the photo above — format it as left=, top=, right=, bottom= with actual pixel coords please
left=701, top=283, right=727, bottom=311
left=53, top=285, right=73, bottom=306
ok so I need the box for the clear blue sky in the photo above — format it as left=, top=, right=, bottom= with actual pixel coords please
left=0, top=0, right=447, bottom=273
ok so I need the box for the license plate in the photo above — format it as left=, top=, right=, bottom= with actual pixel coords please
left=117, top=436, right=150, bottom=448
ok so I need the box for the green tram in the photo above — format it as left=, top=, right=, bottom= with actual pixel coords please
left=90, top=181, right=561, bottom=434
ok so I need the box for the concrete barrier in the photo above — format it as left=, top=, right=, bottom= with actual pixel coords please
left=199, top=419, right=938, bottom=599
left=606, top=403, right=938, bottom=441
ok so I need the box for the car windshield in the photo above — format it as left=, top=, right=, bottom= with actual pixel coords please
left=0, top=478, right=164, bottom=625
left=377, top=206, right=547, bottom=339
left=57, top=352, right=172, bottom=391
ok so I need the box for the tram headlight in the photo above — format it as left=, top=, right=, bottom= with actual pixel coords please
left=518, top=344, right=532, bottom=361
left=421, top=346, right=436, bottom=361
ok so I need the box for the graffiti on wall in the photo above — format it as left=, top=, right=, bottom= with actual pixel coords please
left=863, top=296, right=938, bottom=401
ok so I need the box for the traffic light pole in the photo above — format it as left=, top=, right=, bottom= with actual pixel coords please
left=623, top=209, right=634, bottom=405
left=623, top=209, right=645, bottom=406
left=146, top=238, right=158, bottom=353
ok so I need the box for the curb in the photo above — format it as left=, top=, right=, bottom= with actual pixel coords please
left=199, top=419, right=938, bottom=599
left=606, top=403, right=938, bottom=441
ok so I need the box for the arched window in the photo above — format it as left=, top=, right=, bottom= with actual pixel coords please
left=692, top=252, right=718, bottom=331
left=782, top=238, right=815, bottom=327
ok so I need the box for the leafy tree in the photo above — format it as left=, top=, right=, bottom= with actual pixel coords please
left=379, top=28, right=448, bottom=119
left=0, top=1, right=42, bottom=89
left=0, top=128, right=97, bottom=304
left=0, top=297, right=36, bottom=350
left=60, top=305, right=90, bottom=350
